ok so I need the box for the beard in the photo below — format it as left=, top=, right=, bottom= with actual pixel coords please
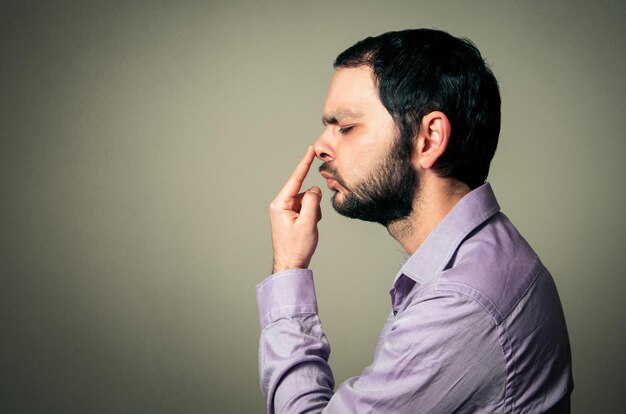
left=319, top=134, right=419, bottom=227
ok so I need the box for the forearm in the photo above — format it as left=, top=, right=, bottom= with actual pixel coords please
left=257, top=270, right=335, bottom=414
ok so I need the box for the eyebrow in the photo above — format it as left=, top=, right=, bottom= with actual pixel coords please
left=322, top=111, right=363, bottom=126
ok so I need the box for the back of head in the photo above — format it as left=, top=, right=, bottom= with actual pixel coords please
left=335, top=29, right=501, bottom=190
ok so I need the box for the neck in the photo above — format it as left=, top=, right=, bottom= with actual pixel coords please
left=386, top=176, right=470, bottom=255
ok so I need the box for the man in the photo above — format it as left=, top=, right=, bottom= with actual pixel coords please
left=257, top=29, right=573, bottom=413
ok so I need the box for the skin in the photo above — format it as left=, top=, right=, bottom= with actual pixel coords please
left=270, top=66, right=470, bottom=273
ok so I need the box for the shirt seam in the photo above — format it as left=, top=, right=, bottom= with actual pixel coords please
left=261, top=308, right=318, bottom=328
left=256, top=268, right=311, bottom=291
left=498, top=257, right=543, bottom=322
left=434, top=282, right=503, bottom=324
left=496, top=322, right=517, bottom=413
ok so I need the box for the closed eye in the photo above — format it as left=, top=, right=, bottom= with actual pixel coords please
left=339, top=125, right=354, bottom=134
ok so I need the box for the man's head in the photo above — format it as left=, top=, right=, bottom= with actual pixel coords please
left=315, top=29, right=501, bottom=225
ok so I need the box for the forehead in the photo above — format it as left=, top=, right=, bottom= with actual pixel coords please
left=323, top=66, right=386, bottom=120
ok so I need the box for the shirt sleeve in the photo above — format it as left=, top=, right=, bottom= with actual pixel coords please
left=256, top=269, right=334, bottom=414
left=257, top=272, right=506, bottom=414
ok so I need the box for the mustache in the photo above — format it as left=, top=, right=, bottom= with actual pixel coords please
left=318, top=163, right=349, bottom=189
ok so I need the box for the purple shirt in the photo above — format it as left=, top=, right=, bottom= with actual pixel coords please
left=257, top=184, right=573, bottom=413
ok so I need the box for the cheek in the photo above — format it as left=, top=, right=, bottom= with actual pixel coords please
left=341, top=156, right=375, bottom=187
left=336, top=130, right=392, bottom=182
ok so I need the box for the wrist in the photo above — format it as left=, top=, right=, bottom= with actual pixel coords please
left=272, top=258, right=309, bottom=274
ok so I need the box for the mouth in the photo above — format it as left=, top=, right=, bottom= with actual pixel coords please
left=319, top=171, right=338, bottom=190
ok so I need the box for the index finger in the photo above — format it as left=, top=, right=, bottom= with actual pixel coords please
left=277, top=146, right=316, bottom=199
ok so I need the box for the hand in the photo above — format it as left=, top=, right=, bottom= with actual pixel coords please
left=270, top=146, right=322, bottom=273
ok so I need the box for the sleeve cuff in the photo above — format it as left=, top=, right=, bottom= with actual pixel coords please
left=256, top=269, right=318, bottom=328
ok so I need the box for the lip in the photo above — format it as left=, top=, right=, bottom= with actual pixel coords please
left=319, top=171, right=337, bottom=189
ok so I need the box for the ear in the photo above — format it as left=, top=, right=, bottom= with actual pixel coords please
left=413, top=111, right=451, bottom=170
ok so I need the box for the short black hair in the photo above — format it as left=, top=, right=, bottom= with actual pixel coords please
left=334, top=29, right=501, bottom=190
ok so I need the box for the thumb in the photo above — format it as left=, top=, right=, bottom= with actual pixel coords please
left=299, top=186, right=322, bottom=226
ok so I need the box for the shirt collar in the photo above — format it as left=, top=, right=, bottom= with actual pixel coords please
left=393, top=183, right=501, bottom=288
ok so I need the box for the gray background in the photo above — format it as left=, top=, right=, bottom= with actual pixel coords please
left=1, top=0, right=624, bottom=412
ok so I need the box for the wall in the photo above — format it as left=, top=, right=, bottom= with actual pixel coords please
left=1, top=0, right=624, bottom=412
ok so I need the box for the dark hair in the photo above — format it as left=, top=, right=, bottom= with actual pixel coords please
left=334, top=29, right=501, bottom=190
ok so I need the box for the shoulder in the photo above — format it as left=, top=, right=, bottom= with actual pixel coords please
left=434, top=212, right=550, bottom=324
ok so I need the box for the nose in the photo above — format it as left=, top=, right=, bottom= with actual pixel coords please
left=314, top=128, right=335, bottom=162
